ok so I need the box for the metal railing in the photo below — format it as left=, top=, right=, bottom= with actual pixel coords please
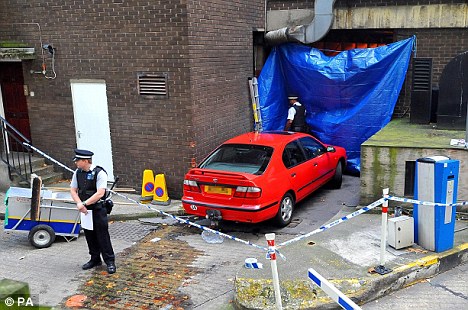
left=0, top=115, right=33, bottom=185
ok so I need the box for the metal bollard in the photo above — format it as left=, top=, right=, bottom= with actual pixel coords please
left=265, top=233, right=282, bottom=310
left=373, top=188, right=392, bottom=275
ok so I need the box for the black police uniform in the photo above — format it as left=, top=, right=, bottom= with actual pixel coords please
left=291, top=104, right=308, bottom=133
left=76, top=167, right=115, bottom=266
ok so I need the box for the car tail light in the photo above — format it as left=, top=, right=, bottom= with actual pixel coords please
left=234, top=186, right=261, bottom=198
left=184, top=179, right=200, bottom=192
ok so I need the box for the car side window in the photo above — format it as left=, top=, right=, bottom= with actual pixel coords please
left=299, top=137, right=326, bottom=160
left=282, top=141, right=307, bottom=168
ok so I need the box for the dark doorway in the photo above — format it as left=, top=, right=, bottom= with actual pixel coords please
left=0, top=62, right=32, bottom=149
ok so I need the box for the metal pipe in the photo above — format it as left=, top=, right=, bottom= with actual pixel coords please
left=265, top=0, right=337, bottom=45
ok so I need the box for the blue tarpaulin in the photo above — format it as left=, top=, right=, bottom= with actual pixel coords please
left=258, top=36, right=415, bottom=173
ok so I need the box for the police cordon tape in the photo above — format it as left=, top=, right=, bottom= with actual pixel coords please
left=23, top=143, right=387, bottom=258
left=387, top=195, right=468, bottom=207
left=110, top=190, right=287, bottom=259
left=277, top=198, right=386, bottom=248
left=25, top=143, right=467, bottom=261
left=24, top=143, right=283, bottom=258
left=25, top=143, right=76, bottom=174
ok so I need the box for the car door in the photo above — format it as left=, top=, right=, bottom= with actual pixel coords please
left=282, top=140, right=316, bottom=201
left=298, top=137, right=331, bottom=192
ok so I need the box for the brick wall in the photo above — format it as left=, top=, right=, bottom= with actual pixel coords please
left=186, top=1, right=264, bottom=164
left=394, top=29, right=468, bottom=118
left=1, top=1, right=194, bottom=197
left=0, top=0, right=264, bottom=197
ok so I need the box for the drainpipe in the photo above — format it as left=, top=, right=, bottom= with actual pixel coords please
left=265, top=0, right=336, bottom=45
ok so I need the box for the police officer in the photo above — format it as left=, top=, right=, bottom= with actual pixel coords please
left=70, top=149, right=116, bottom=274
left=284, top=95, right=308, bottom=133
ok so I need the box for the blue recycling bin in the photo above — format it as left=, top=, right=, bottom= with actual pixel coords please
left=414, top=156, right=459, bottom=252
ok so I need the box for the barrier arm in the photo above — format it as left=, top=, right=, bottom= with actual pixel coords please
left=308, top=267, right=362, bottom=310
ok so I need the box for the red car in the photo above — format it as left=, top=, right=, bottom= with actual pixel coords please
left=182, top=131, right=347, bottom=226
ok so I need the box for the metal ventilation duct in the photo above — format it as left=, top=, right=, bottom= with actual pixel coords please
left=265, top=0, right=336, bottom=45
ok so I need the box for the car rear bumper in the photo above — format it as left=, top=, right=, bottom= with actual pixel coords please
left=181, top=199, right=279, bottom=223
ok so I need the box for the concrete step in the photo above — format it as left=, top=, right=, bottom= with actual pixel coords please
left=11, top=157, right=64, bottom=187
left=41, top=172, right=65, bottom=185
left=3, top=153, right=46, bottom=169
left=17, top=171, right=64, bottom=187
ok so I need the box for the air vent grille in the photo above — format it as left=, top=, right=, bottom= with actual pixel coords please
left=137, top=73, right=168, bottom=97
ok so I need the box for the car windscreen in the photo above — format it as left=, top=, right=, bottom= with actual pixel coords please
left=199, top=144, right=273, bottom=175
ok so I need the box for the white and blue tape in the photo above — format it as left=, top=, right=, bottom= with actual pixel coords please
left=245, top=258, right=263, bottom=269
left=387, top=195, right=468, bottom=207
left=278, top=198, right=386, bottom=248
left=308, top=268, right=362, bottom=310
left=23, top=143, right=285, bottom=258
left=27, top=145, right=465, bottom=261
left=109, top=190, right=287, bottom=258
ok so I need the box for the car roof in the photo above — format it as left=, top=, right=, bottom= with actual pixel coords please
left=224, top=131, right=310, bottom=148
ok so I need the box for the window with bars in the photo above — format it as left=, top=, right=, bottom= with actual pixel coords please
left=137, top=73, right=168, bottom=98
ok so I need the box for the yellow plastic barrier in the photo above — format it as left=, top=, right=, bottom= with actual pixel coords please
left=151, top=173, right=171, bottom=206
left=140, top=169, right=155, bottom=203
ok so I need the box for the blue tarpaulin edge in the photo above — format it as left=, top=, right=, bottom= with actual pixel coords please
left=258, top=36, right=415, bottom=173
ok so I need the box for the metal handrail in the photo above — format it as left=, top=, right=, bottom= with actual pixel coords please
left=0, top=115, right=33, bottom=184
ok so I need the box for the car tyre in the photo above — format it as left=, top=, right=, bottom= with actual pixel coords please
left=28, top=225, right=56, bottom=248
left=275, top=193, right=294, bottom=227
left=329, top=161, right=343, bottom=189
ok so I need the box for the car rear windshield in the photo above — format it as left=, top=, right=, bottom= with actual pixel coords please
left=199, top=144, right=273, bottom=175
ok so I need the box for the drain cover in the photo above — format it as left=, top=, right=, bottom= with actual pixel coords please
left=287, top=218, right=302, bottom=228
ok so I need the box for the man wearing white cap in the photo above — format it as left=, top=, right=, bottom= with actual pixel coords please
left=284, top=95, right=308, bottom=133
left=70, top=149, right=116, bottom=274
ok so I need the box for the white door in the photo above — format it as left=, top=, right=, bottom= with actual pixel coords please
left=0, top=86, right=10, bottom=154
left=70, top=80, right=114, bottom=180
left=0, top=86, right=5, bottom=118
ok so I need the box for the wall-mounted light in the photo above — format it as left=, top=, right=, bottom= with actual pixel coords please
left=42, top=44, right=55, bottom=55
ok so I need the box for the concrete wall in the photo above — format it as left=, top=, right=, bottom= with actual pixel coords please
left=267, top=3, right=468, bottom=31
left=360, top=146, right=468, bottom=208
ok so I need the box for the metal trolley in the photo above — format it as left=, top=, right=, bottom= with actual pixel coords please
left=3, top=187, right=81, bottom=248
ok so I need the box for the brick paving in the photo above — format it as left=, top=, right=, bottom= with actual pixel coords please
left=70, top=225, right=203, bottom=309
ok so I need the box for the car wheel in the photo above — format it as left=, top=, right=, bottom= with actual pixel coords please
left=275, top=193, right=294, bottom=227
left=329, top=161, right=343, bottom=189
left=28, top=225, right=56, bottom=248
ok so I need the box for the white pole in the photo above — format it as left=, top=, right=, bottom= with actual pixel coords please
left=380, top=188, right=389, bottom=266
left=265, top=233, right=282, bottom=310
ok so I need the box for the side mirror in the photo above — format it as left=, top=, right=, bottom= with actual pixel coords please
left=326, top=146, right=336, bottom=153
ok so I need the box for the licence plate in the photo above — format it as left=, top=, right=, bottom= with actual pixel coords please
left=204, top=185, right=232, bottom=195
